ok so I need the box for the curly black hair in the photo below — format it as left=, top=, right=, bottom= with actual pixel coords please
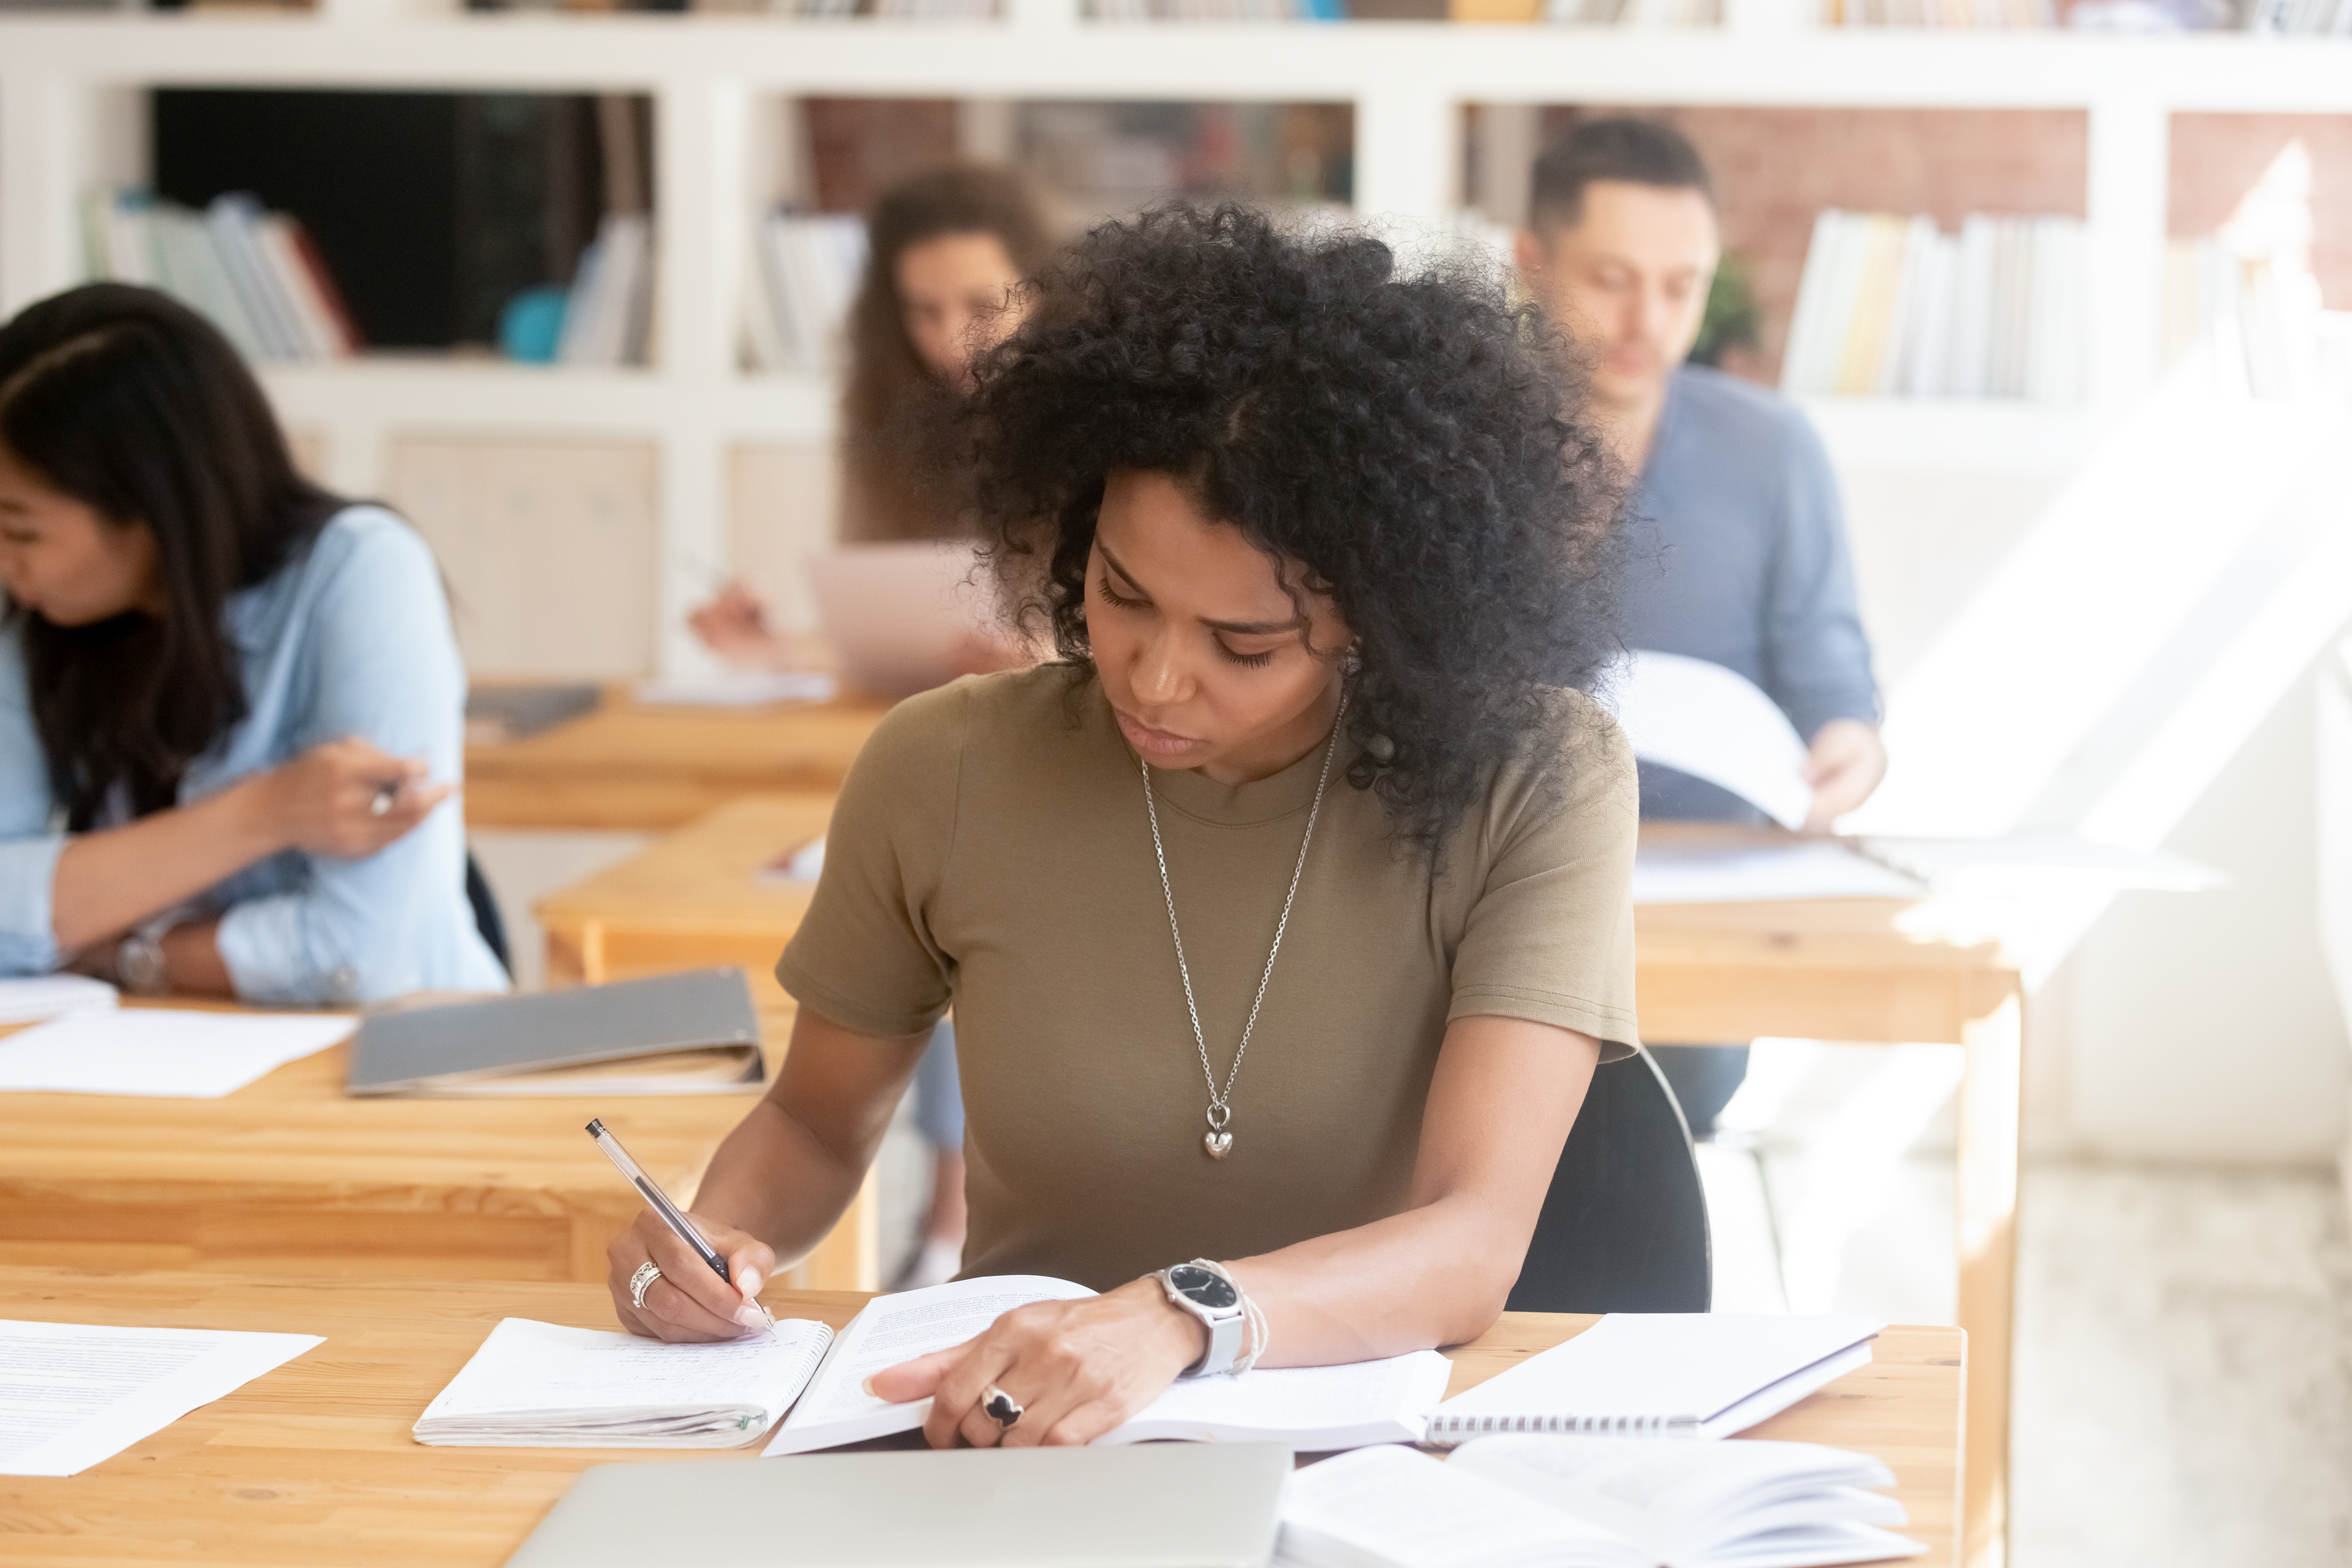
left=967, top=202, right=1624, bottom=855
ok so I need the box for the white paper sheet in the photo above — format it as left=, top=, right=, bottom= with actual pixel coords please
left=632, top=672, right=838, bottom=708
left=1857, top=836, right=2226, bottom=895
left=1632, top=841, right=1925, bottom=905
left=1609, top=652, right=1814, bottom=830
left=0, top=1008, right=354, bottom=1097
left=0, top=1319, right=321, bottom=1476
left=0, top=974, right=119, bottom=1025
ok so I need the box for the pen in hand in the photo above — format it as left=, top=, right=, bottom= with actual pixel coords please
left=587, top=1117, right=778, bottom=1337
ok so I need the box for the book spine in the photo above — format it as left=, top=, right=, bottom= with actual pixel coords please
left=1422, top=1411, right=1700, bottom=1444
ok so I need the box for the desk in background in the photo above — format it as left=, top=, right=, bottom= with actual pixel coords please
left=543, top=807, right=2023, bottom=1568
left=1636, top=827, right=2023, bottom=1568
left=463, top=688, right=887, bottom=833
left=0, top=1010, right=873, bottom=1293
left=0, top=1265, right=1964, bottom=1568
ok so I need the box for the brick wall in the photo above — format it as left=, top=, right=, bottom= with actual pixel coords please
left=2170, top=112, right=2352, bottom=310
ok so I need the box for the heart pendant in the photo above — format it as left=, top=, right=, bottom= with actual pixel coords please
left=1203, top=1129, right=1233, bottom=1159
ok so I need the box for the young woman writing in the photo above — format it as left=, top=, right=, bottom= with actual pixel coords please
left=0, top=284, right=505, bottom=1003
left=609, top=204, right=1634, bottom=1447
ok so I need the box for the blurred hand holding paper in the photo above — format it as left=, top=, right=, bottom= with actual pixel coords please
left=1609, top=652, right=1813, bottom=831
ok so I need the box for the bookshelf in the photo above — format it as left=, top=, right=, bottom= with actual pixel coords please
left=1, top=13, right=2345, bottom=672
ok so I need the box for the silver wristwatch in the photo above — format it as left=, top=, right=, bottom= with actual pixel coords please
left=1154, top=1260, right=1247, bottom=1378
left=116, top=923, right=174, bottom=997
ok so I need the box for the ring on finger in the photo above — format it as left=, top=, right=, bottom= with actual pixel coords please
left=981, top=1385, right=1024, bottom=1432
left=629, top=1260, right=663, bottom=1311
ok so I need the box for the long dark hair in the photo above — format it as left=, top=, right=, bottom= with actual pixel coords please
left=840, top=164, right=1052, bottom=543
left=0, top=284, right=341, bottom=829
left=967, top=203, right=1626, bottom=856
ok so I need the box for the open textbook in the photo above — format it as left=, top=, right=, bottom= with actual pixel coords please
left=1276, top=1437, right=1923, bottom=1568
left=764, top=1275, right=1451, bottom=1455
left=419, top=1279, right=1449, bottom=1454
left=1425, top=1315, right=1881, bottom=1444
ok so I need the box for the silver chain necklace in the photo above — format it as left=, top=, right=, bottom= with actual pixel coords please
left=1138, top=694, right=1347, bottom=1161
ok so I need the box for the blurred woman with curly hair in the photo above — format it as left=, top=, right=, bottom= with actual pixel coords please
left=609, top=202, right=1639, bottom=1447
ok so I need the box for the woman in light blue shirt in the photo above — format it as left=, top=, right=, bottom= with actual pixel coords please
left=0, top=284, right=505, bottom=1004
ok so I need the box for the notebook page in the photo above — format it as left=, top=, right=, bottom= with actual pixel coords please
left=1106, top=1350, right=1453, bottom=1447
left=0, top=1320, right=322, bottom=1477
left=1275, top=1445, right=1648, bottom=1568
left=1432, top=1316, right=1882, bottom=1433
left=1452, top=1435, right=1914, bottom=1565
left=764, top=1275, right=1095, bottom=1454
left=0, top=1008, right=352, bottom=1097
left=418, top=1317, right=831, bottom=1429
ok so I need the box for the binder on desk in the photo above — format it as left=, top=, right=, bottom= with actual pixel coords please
left=346, top=967, right=764, bottom=1098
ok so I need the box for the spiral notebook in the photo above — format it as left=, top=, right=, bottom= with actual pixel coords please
left=1423, top=1315, right=1881, bottom=1445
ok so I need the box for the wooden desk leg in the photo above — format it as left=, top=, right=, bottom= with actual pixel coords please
left=1956, top=983, right=2023, bottom=1568
left=581, top=921, right=607, bottom=986
left=791, top=1164, right=880, bottom=1293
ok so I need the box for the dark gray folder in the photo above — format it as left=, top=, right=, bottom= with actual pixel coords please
left=347, top=967, right=764, bottom=1098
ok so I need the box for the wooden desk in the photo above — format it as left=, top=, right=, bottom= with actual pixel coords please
left=1635, top=828, right=2023, bottom=1568
left=463, top=691, right=887, bottom=832
left=0, top=1266, right=1963, bottom=1568
left=535, top=807, right=2013, bottom=1566
left=0, top=1015, right=873, bottom=1293
left=535, top=794, right=834, bottom=1003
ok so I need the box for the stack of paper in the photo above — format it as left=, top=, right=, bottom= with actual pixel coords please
left=0, top=974, right=119, bottom=1025
left=415, top=1318, right=835, bottom=1448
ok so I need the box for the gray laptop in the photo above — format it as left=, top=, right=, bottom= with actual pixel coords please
left=347, top=968, right=764, bottom=1097
left=506, top=1444, right=1293, bottom=1568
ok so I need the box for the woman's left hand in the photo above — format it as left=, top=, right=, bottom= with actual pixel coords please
left=867, top=1278, right=1204, bottom=1448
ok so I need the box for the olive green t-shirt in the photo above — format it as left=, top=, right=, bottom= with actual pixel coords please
left=776, top=665, right=1639, bottom=1290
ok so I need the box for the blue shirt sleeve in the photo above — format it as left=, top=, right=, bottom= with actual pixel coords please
left=211, top=513, right=506, bottom=1003
left=0, top=626, right=66, bottom=975
left=1761, top=411, right=1882, bottom=742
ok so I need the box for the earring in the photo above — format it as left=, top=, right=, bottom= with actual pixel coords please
left=1340, top=641, right=1363, bottom=678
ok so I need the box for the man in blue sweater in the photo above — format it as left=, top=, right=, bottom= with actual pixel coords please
left=1516, top=117, right=1886, bottom=1134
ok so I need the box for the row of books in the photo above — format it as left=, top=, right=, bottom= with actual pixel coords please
left=742, top=212, right=869, bottom=375
left=1088, top=0, right=1343, bottom=15
left=556, top=213, right=657, bottom=368
left=2247, top=0, right=2352, bottom=32
left=2162, top=236, right=2330, bottom=400
left=80, top=189, right=358, bottom=363
left=1780, top=209, right=2087, bottom=403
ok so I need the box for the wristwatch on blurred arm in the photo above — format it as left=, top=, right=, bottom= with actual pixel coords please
left=114, top=918, right=179, bottom=997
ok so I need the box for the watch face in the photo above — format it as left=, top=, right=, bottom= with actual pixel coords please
left=1170, top=1264, right=1238, bottom=1310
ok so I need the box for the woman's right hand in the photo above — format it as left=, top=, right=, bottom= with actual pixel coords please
left=607, top=1209, right=778, bottom=1342
left=688, top=581, right=788, bottom=671
left=261, top=736, right=450, bottom=859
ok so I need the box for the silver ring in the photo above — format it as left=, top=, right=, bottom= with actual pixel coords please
left=629, top=1260, right=663, bottom=1311
left=369, top=785, right=396, bottom=817
left=981, top=1385, right=1024, bottom=1431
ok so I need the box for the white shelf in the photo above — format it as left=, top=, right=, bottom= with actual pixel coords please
left=3, top=12, right=2341, bottom=671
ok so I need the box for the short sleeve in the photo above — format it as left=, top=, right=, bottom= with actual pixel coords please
left=773, top=683, right=968, bottom=1039
left=1446, top=695, right=1641, bottom=1061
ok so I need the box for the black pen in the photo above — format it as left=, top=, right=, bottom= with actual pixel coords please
left=586, top=1116, right=777, bottom=1335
